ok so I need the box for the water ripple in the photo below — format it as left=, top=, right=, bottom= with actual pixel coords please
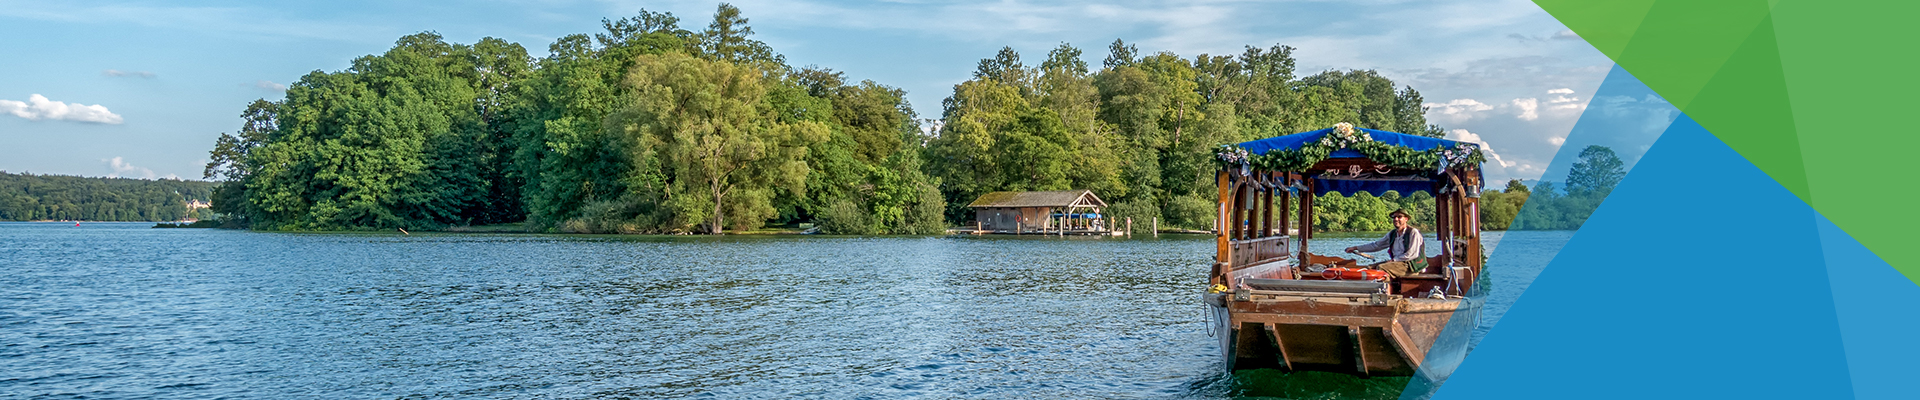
left=0, top=223, right=1555, bottom=399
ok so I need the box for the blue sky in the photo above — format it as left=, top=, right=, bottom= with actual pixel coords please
left=0, top=0, right=1613, bottom=183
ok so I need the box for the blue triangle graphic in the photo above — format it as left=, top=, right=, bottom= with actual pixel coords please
left=1430, top=115, right=1854, bottom=399
left=1818, top=214, right=1920, bottom=399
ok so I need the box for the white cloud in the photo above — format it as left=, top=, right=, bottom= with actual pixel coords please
left=1424, top=98, right=1496, bottom=124
left=106, top=157, right=158, bottom=179
left=253, top=80, right=287, bottom=91
left=1546, top=88, right=1574, bottom=94
left=1510, top=97, right=1539, bottom=121
left=1549, top=136, right=1565, bottom=145
left=0, top=94, right=125, bottom=124
left=104, top=69, right=156, bottom=78
left=1552, top=29, right=1581, bottom=40
left=1446, top=129, right=1515, bottom=168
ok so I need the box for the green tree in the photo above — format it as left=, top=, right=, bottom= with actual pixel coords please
left=1503, top=178, right=1530, bottom=193
left=1103, top=39, right=1137, bottom=69
left=0, top=172, right=214, bottom=222
left=699, top=3, right=783, bottom=66
left=1566, top=145, right=1625, bottom=197
left=974, top=46, right=1030, bottom=90
left=609, top=52, right=827, bottom=234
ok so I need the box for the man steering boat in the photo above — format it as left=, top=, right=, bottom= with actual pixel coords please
left=1344, top=209, right=1424, bottom=277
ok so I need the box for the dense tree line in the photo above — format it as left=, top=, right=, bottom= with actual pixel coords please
left=204, top=3, right=1462, bottom=233
left=927, top=40, right=1442, bottom=231
left=1474, top=145, right=1625, bottom=231
left=205, top=4, right=941, bottom=234
left=0, top=172, right=213, bottom=221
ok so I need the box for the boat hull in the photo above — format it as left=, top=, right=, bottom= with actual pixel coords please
left=1210, top=292, right=1477, bottom=377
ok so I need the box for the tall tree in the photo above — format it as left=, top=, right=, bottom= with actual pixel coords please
left=973, top=46, right=1029, bottom=89
left=699, top=3, right=783, bottom=66
left=1103, top=39, right=1137, bottom=69
left=1392, top=85, right=1444, bottom=137
left=203, top=99, right=278, bottom=223
left=609, top=53, right=826, bottom=234
left=1566, top=145, right=1625, bottom=197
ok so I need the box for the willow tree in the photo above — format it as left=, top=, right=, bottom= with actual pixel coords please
left=610, top=53, right=826, bottom=234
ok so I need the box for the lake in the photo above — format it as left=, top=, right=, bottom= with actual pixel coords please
left=0, top=222, right=1565, bottom=399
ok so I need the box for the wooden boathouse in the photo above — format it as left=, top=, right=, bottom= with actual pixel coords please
left=965, top=190, right=1113, bottom=235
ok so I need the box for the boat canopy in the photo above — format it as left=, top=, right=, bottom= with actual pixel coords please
left=1236, top=127, right=1477, bottom=196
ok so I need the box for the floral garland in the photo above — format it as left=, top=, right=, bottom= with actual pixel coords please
left=1213, top=122, right=1487, bottom=173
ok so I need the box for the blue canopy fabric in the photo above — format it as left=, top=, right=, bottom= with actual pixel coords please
left=1236, top=127, right=1467, bottom=158
left=1237, top=127, right=1471, bottom=196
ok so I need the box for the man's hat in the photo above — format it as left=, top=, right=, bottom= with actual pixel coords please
left=1389, top=209, right=1411, bottom=219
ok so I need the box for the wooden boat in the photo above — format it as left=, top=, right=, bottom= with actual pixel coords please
left=1203, top=123, right=1485, bottom=377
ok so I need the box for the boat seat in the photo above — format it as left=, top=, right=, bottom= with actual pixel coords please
left=1399, top=273, right=1445, bottom=280
left=1243, top=278, right=1387, bottom=294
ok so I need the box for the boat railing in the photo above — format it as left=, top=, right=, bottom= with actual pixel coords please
left=1242, top=278, right=1386, bottom=294
left=1228, top=235, right=1289, bottom=269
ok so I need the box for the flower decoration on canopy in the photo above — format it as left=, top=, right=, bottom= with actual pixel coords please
left=1214, top=144, right=1253, bottom=175
left=1215, top=123, right=1486, bottom=175
left=1316, top=122, right=1374, bottom=149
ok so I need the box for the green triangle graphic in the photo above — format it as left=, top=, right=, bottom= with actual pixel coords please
left=1537, top=0, right=1920, bottom=283
left=1533, top=0, right=1659, bottom=58
left=1772, top=0, right=1920, bottom=284
left=1610, top=0, right=1772, bottom=110
left=1678, top=13, right=1810, bottom=203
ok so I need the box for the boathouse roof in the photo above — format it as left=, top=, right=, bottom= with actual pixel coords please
left=967, top=190, right=1108, bottom=209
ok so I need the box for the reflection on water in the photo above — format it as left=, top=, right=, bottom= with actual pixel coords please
left=0, top=223, right=1565, bottom=399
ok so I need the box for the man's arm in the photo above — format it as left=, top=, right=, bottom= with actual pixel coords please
left=1353, top=232, right=1393, bottom=253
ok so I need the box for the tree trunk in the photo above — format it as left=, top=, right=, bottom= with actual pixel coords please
left=1173, top=102, right=1186, bottom=147
left=710, top=177, right=726, bottom=235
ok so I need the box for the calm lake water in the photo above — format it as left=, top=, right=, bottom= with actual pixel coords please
left=0, top=222, right=1565, bottom=399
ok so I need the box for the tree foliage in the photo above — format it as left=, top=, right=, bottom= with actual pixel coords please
left=1505, top=146, right=1627, bottom=230
left=205, top=4, right=941, bottom=234
left=201, top=5, right=1504, bottom=234
left=926, top=42, right=1445, bottom=230
left=0, top=172, right=214, bottom=222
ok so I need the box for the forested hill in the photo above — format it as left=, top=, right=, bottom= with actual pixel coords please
left=203, top=3, right=1456, bottom=233
left=0, top=172, right=215, bottom=222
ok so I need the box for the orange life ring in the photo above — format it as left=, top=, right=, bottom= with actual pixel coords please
left=1321, top=267, right=1388, bottom=281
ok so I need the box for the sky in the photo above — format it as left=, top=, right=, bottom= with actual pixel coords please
left=0, top=0, right=1617, bottom=184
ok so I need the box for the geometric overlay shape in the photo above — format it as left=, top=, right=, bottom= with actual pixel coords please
left=1399, top=64, right=1682, bottom=400
left=1533, top=64, right=1678, bottom=189
left=1526, top=0, right=1659, bottom=59
left=1538, top=0, right=1919, bottom=284
left=1608, top=0, right=1771, bottom=110
left=1679, top=12, right=1806, bottom=202
left=1431, top=115, right=1855, bottom=399
left=1478, top=64, right=1678, bottom=338
left=1772, top=0, right=1920, bottom=284
left=1820, top=216, right=1920, bottom=400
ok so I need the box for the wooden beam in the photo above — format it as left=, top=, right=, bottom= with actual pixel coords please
left=1298, top=178, right=1315, bottom=262
left=1256, top=174, right=1267, bottom=237
left=1278, top=174, right=1291, bottom=239
left=1265, top=323, right=1294, bottom=371
left=1230, top=313, right=1395, bottom=328
left=1231, top=186, right=1246, bottom=240
left=1349, top=325, right=1370, bottom=376
left=1216, top=171, right=1231, bottom=283
left=1386, top=319, right=1426, bottom=368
